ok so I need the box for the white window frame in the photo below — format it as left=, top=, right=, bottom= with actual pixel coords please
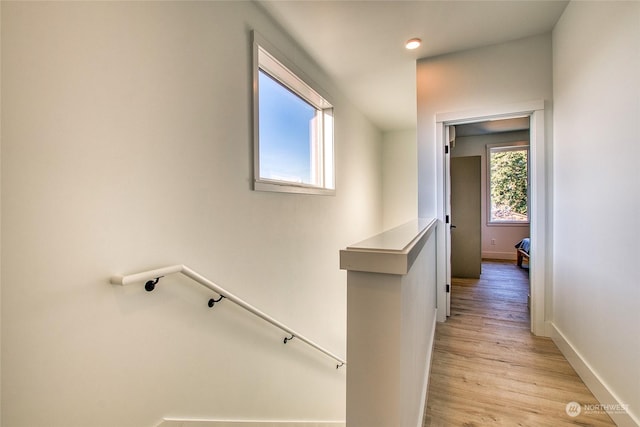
left=486, top=141, right=530, bottom=226
left=252, top=31, right=335, bottom=195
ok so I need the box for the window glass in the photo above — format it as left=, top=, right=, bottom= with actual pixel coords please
left=258, top=71, right=316, bottom=185
left=253, top=32, right=334, bottom=195
left=488, top=145, right=529, bottom=223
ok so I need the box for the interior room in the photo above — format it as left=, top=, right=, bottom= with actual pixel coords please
left=449, top=117, right=531, bottom=277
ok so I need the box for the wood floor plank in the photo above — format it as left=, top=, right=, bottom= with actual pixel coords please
left=424, top=261, right=615, bottom=426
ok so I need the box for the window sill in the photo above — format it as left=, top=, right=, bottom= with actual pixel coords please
left=254, top=179, right=335, bottom=196
left=486, top=221, right=530, bottom=227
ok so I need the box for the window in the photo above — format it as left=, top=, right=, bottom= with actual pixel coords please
left=487, top=143, right=529, bottom=224
left=252, top=32, right=334, bottom=195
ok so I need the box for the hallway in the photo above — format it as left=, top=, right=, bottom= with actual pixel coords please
left=424, top=261, right=615, bottom=426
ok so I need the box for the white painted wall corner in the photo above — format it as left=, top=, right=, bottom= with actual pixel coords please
left=550, top=323, right=639, bottom=427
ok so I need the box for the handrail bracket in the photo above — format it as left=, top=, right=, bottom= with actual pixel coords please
left=145, top=277, right=163, bottom=292
left=208, top=295, right=225, bottom=308
left=111, top=264, right=346, bottom=368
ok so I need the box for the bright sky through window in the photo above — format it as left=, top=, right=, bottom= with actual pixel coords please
left=258, top=70, right=315, bottom=184
left=253, top=31, right=334, bottom=195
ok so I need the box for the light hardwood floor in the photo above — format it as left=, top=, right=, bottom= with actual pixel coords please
left=424, top=260, right=615, bottom=426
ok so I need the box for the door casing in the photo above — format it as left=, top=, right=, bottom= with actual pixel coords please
left=435, top=100, right=547, bottom=337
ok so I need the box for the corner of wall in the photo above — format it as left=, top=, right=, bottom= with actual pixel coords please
left=550, top=323, right=639, bottom=427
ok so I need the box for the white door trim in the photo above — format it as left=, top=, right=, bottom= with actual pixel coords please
left=435, top=100, right=547, bottom=336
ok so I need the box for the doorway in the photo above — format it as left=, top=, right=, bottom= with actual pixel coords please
left=434, top=101, right=547, bottom=336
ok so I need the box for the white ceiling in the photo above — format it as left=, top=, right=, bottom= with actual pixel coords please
left=257, top=0, right=568, bottom=132
left=455, top=117, right=530, bottom=137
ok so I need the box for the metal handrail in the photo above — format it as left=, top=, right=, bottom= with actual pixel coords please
left=110, top=264, right=346, bottom=368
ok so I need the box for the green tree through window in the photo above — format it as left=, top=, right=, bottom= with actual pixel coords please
left=489, top=147, right=528, bottom=222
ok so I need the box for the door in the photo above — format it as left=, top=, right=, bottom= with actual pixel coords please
left=450, top=156, right=482, bottom=278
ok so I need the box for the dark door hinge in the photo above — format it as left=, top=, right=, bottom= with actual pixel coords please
left=445, top=145, right=449, bottom=154
left=446, top=284, right=450, bottom=293
left=446, top=215, right=450, bottom=224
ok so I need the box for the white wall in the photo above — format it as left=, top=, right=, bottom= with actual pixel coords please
left=452, top=131, right=530, bottom=260
left=552, top=1, right=640, bottom=424
left=417, top=34, right=553, bottom=219
left=0, top=2, right=383, bottom=426
left=382, top=130, right=417, bottom=230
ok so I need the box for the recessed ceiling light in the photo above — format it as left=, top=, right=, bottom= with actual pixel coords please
left=405, top=38, right=421, bottom=50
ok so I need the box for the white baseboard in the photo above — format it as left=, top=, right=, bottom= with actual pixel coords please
left=158, top=420, right=345, bottom=427
left=416, top=308, right=438, bottom=427
left=482, top=251, right=517, bottom=261
left=550, top=323, right=639, bottom=427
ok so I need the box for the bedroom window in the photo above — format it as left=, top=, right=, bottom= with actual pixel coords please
left=488, top=143, right=529, bottom=224
left=252, top=32, right=334, bottom=195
